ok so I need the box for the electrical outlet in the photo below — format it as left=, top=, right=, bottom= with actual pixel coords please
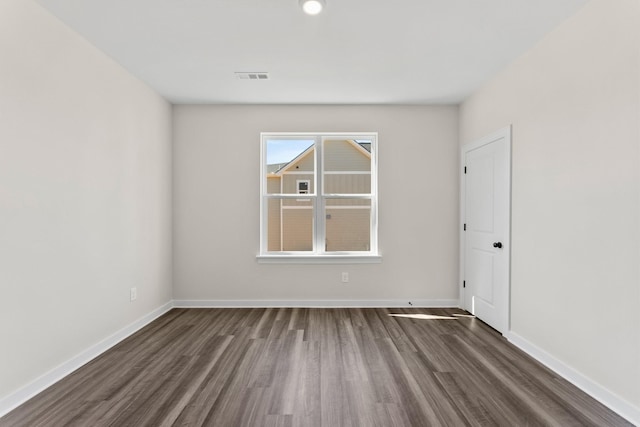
left=341, top=272, right=349, bottom=283
left=130, top=287, right=137, bottom=301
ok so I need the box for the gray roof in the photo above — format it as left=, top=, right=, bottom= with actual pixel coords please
left=357, top=142, right=371, bottom=152
left=266, top=162, right=289, bottom=174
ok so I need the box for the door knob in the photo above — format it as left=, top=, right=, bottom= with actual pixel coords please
left=493, top=242, right=503, bottom=248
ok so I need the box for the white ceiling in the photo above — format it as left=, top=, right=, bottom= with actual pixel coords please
left=35, top=0, right=589, bottom=104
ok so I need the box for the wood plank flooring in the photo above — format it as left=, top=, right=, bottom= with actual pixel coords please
left=1, top=308, right=631, bottom=426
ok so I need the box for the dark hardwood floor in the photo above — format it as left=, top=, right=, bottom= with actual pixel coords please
left=1, top=308, right=631, bottom=426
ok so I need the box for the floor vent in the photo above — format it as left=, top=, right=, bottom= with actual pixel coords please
left=235, top=72, right=269, bottom=80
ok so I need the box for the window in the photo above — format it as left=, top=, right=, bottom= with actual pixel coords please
left=296, top=179, right=310, bottom=201
left=259, top=133, right=379, bottom=262
left=297, top=180, right=310, bottom=195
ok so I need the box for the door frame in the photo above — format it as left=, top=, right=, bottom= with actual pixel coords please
left=459, top=125, right=512, bottom=333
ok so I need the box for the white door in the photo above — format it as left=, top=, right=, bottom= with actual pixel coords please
left=461, top=127, right=511, bottom=334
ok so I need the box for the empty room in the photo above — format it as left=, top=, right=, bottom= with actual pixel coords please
left=1, top=0, right=638, bottom=425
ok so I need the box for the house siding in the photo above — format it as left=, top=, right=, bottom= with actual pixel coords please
left=323, top=140, right=371, bottom=171
left=266, top=178, right=281, bottom=251
left=282, top=208, right=313, bottom=251
left=324, top=174, right=371, bottom=194
left=325, top=207, right=371, bottom=251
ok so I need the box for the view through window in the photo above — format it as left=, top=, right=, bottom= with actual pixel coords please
left=260, top=133, right=378, bottom=256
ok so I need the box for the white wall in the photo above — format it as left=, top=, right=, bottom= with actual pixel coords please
left=460, top=0, right=639, bottom=413
left=0, top=0, right=172, bottom=402
left=173, top=105, right=459, bottom=303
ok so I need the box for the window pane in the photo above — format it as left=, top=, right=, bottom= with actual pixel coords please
left=266, top=198, right=314, bottom=252
left=265, top=139, right=315, bottom=194
left=261, top=133, right=377, bottom=257
left=325, top=199, right=371, bottom=252
left=322, top=139, right=371, bottom=194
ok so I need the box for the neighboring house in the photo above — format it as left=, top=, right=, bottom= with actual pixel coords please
left=267, top=139, right=372, bottom=252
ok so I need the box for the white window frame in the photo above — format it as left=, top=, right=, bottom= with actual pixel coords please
left=258, top=132, right=381, bottom=263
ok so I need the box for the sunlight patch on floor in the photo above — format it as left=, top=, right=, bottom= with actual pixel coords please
left=389, top=314, right=457, bottom=320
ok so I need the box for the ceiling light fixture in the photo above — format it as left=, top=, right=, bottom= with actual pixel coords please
left=299, top=0, right=325, bottom=15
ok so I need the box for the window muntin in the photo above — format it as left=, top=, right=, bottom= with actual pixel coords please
left=260, top=133, right=378, bottom=257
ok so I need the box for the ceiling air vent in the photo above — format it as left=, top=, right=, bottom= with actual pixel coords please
left=235, top=72, right=269, bottom=80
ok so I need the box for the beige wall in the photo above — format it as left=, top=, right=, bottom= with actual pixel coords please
left=266, top=179, right=282, bottom=251
left=0, top=0, right=172, bottom=401
left=173, top=105, right=459, bottom=302
left=460, top=0, right=639, bottom=411
left=282, top=208, right=314, bottom=251
left=325, top=208, right=371, bottom=251
left=324, top=140, right=371, bottom=172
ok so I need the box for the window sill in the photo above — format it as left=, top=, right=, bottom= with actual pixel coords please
left=256, top=254, right=382, bottom=264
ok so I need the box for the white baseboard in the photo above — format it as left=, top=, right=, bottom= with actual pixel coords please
left=0, top=301, right=174, bottom=418
left=172, top=299, right=460, bottom=308
left=505, top=331, right=639, bottom=426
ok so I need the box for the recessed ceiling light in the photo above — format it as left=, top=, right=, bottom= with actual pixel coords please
left=299, top=0, right=325, bottom=15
